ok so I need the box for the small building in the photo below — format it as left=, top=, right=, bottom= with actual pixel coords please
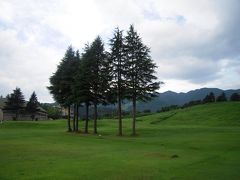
left=0, top=109, right=3, bottom=121
left=0, top=97, right=48, bottom=121
left=0, top=98, right=6, bottom=121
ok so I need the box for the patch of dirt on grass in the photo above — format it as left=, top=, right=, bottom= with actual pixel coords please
left=171, top=154, right=179, bottom=158
left=189, top=146, right=200, bottom=150
left=144, top=152, right=169, bottom=159
left=150, top=112, right=177, bottom=124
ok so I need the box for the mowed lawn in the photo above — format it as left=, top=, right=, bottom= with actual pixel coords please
left=0, top=102, right=240, bottom=180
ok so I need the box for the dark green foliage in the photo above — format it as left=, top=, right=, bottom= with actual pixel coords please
left=230, top=93, right=240, bottom=101
left=47, top=107, right=62, bottom=119
left=109, top=27, right=126, bottom=136
left=161, top=105, right=179, bottom=112
left=143, top=109, right=151, bottom=113
left=72, top=50, right=81, bottom=132
left=124, top=25, right=161, bottom=135
left=48, top=45, right=78, bottom=107
left=203, top=92, right=215, bottom=103
left=73, top=45, right=92, bottom=133
left=5, top=87, right=25, bottom=120
left=73, top=44, right=92, bottom=104
left=182, top=100, right=202, bottom=108
left=216, top=92, right=227, bottom=102
left=160, top=100, right=202, bottom=112
left=73, top=37, right=112, bottom=133
left=48, top=25, right=162, bottom=135
left=26, top=92, right=39, bottom=120
left=41, top=104, right=62, bottom=119
left=48, top=45, right=79, bottom=131
left=5, top=87, right=25, bottom=110
left=88, top=36, right=109, bottom=134
left=209, top=92, right=215, bottom=102
left=125, top=25, right=161, bottom=102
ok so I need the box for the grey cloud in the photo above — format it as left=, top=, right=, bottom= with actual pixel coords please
left=140, top=0, right=240, bottom=85
left=177, top=0, right=240, bottom=60
left=156, top=57, right=221, bottom=83
left=0, top=0, right=240, bottom=102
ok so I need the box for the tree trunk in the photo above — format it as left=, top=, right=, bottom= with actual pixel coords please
left=132, top=96, right=136, bottom=136
left=31, top=114, right=35, bottom=121
left=67, top=106, right=72, bottom=132
left=85, top=102, right=89, bottom=133
left=93, top=103, right=98, bottom=134
left=76, top=104, right=79, bottom=132
left=73, top=104, right=76, bottom=132
left=118, top=94, right=122, bottom=136
left=16, top=110, right=19, bottom=121
left=117, top=69, right=122, bottom=136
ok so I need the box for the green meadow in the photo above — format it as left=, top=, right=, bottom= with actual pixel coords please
left=0, top=102, right=240, bottom=179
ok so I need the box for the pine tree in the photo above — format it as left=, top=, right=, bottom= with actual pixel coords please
left=125, top=25, right=161, bottom=135
left=5, top=87, right=25, bottom=120
left=73, top=37, right=110, bottom=134
left=26, top=91, right=39, bottom=120
left=74, top=50, right=81, bottom=132
left=73, top=44, right=93, bottom=133
left=89, top=36, right=106, bottom=134
left=48, top=45, right=78, bottom=132
left=230, top=93, right=240, bottom=101
left=203, top=94, right=210, bottom=103
left=203, top=92, right=215, bottom=103
left=216, top=92, right=227, bottom=102
left=209, top=92, right=215, bottom=102
left=109, top=27, right=126, bottom=136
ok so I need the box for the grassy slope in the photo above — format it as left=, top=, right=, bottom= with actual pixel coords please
left=0, top=102, right=240, bottom=180
left=142, top=101, right=240, bottom=126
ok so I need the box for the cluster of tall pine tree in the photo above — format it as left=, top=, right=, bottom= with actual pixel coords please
left=5, top=88, right=39, bottom=121
left=48, top=25, right=162, bottom=136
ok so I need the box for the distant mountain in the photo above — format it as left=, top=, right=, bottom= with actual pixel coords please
left=43, top=88, right=240, bottom=117
left=127, top=88, right=240, bottom=112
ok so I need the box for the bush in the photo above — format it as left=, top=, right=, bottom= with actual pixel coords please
left=230, top=93, right=240, bottom=101
left=203, top=92, right=215, bottom=103
left=182, top=100, right=202, bottom=108
left=143, top=109, right=151, bottom=113
left=216, top=92, right=227, bottom=102
left=161, top=105, right=179, bottom=112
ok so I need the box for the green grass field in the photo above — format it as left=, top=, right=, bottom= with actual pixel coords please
left=0, top=102, right=240, bottom=180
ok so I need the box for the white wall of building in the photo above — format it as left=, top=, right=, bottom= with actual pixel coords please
left=0, top=109, right=3, bottom=121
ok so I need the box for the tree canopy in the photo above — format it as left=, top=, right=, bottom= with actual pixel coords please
left=48, top=25, right=162, bottom=135
left=216, top=92, right=227, bottom=102
left=124, top=25, right=162, bottom=135
left=5, top=87, right=25, bottom=120
left=230, top=93, right=240, bottom=101
left=26, top=91, right=39, bottom=120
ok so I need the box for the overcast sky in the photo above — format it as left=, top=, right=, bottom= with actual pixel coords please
left=0, top=0, right=239, bottom=102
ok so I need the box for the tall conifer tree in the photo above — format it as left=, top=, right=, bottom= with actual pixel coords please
left=109, top=28, right=126, bottom=136
left=216, top=92, right=227, bottom=102
left=125, top=25, right=161, bottom=135
left=74, top=50, right=81, bottom=132
left=74, top=37, right=110, bottom=134
left=48, top=46, right=78, bottom=132
left=88, top=36, right=106, bottom=134
left=5, top=87, right=25, bottom=120
left=73, top=44, right=92, bottom=133
left=26, top=91, right=39, bottom=120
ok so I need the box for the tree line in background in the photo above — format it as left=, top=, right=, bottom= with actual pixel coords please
left=159, top=92, right=240, bottom=112
left=40, top=103, right=62, bottom=119
left=48, top=25, right=162, bottom=136
left=4, top=88, right=39, bottom=120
